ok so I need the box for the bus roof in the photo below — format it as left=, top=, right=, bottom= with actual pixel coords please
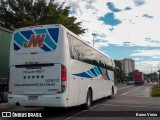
left=14, top=24, right=112, bottom=60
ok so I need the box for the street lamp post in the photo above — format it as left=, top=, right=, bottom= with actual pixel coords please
left=158, top=66, right=160, bottom=79
left=92, top=33, right=96, bottom=47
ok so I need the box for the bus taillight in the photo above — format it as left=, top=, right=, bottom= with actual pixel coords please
left=61, top=65, right=67, bottom=81
left=61, top=65, right=67, bottom=93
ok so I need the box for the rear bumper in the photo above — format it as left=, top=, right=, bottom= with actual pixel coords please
left=134, top=81, right=144, bottom=85
left=8, top=94, right=68, bottom=107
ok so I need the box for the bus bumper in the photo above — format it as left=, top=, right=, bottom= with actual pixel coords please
left=8, top=94, right=68, bottom=107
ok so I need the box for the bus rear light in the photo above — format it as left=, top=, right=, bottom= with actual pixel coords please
left=61, top=65, right=67, bottom=93
left=61, top=65, right=67, bottom=82
left=61, top=77, right=66, bottom=81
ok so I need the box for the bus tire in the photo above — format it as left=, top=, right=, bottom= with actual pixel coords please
left=85, top=90, right=92, bottom=109
left=108, top=87, right=114, bottom=99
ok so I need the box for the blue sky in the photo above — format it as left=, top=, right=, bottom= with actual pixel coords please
left=54, top=0, right=160, bottom=73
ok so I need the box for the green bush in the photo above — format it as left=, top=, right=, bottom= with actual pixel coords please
left=151, top=85, right=160, bottom=97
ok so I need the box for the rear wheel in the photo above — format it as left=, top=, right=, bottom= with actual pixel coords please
left=108, top=87, right=114, bottom=99
left=85, top=90, right=92, bottom=109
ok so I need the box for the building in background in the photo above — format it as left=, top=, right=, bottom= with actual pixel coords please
left=120, top=58, right=135, bottom=76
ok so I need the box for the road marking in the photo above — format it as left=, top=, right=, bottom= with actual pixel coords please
left=119, top=94, right=151, bottom=98
left=121, top=86, right=141, bottom=95
left=64, top=104, right=99, bottom=120
left=64, top=103, right=160, bottom=120
left=90, top=104, right=99, bottom=109
left=117, top=86, right=130, bottom=90
left=117, top=86, right=131, bottom=90
left=99, top=103, right=160, bottom=109
left=64, top=110, right=87, bottom=120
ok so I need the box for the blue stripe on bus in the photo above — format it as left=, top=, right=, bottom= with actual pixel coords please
left=97, top=67, right=102, bottom=74
left=73, top=66, right=111, bottom=79
left=73, top=72, right=92, bottom=78
left=106, top=70, right=110, bottom=80
left=14, top=43, right=21, bottom=50
left=101, top=68, right=104, bottom=73
left=94, top=67, right=100, bottom=75
left=41, top=44, right=52, bottom=51
left=90, top=68, right=97, bottom=76
left=86, top=70, right=94, bottom=77
left=20, top=30, right=34, bottom=40
left=34, top=29, right=46, bottom=34
left=14, top=32, right=28, bottom=47
left=34, top=29, right=57, bottom=50
left=45, top=35, right=56, bottom=49
left=47, top=28, right=59, bottom=43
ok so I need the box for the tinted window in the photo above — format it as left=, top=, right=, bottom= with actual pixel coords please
left=67, top=33, right=113, bottom=70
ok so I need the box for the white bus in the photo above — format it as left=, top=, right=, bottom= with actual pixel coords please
left=8, top=24, right=117, bottom=109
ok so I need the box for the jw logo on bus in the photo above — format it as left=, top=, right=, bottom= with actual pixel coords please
left=23, top=34, right=46, bottom=48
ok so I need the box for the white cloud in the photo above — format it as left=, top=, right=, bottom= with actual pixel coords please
left=136, top=60, right=160, bottom=73
left=54, top=0, right=112, bottom=44
left=131, top=49, right=160, bottom=58
left=113, top=1, right=160, bottom=47
left=133, top=57, right=144, bottom=61
left=132, top=49, right=160, bottom=73
left=94, top=41, right=109, bottom=48
left=53, top=0, right=160, bottom=48
left=54, top=0, right=160, bottom=73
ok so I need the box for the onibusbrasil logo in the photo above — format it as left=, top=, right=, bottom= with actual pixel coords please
left=2, top=112, right=42, bottom=118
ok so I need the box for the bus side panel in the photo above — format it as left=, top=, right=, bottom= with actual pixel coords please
left=90, top=77, right=100, bottom=101
left=78, top=72, right=90, bottom=105
left=67, top=60, right=80, bottom=107
left=102, top=70, right=115, bottom=96
left=68, top=60, right=93, bottom=106
left=68, top=60, right=117, bottom=106
left=99, top=80, right=106, bottom=97
left=68, top=60, right=106, bottom=105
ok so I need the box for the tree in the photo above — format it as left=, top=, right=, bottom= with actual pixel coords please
left=114, top=60, right=123, bottom=83
left=0, top=0, right=85, bottom=35
left=126, top=72, right=133, bottom=81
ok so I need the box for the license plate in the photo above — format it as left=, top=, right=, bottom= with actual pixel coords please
left=28, top=96, right=38, bottom=100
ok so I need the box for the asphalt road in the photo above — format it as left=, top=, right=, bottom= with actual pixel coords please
left=1, top=83, right=160, bottom=120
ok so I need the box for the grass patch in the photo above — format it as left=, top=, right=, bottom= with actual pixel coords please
left=151, top=85, right=160, bottom=97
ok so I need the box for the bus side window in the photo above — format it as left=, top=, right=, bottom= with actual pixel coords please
left=91, top=49, right=99, bottom=66
left=71, top=36, right=82, bottom=61
left=99, top=56, right=105, bottom=68
left=67, top=33, right=73, bottom=58
left=81, top=43, right=91, bottom=64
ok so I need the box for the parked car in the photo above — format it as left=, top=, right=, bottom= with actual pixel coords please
left=127, top=81, right=133, bottom=85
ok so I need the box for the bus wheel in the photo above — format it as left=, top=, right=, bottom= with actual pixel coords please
left=85, top=90, right=92, bottom=109
left=108, top=87, right=114, bottom=99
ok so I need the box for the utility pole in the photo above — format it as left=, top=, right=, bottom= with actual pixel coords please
left=158, top=66, right=160, bottom=79
left=158, top=65, right=160, bottom=85
left=92, top=33, right=96, bottom=47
